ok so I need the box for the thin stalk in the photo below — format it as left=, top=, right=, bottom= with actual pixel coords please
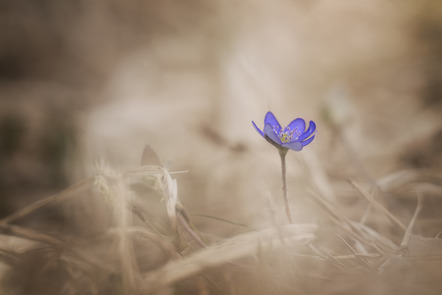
left=177, top=211, right=207, bottom=248
left=279, top=149, right=293, bottom=224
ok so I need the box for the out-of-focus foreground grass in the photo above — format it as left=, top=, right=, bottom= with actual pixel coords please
left=0, top=0, right=441, bottom=294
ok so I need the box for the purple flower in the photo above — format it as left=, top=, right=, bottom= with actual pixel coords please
left=252, top=111, right=316, bottom=151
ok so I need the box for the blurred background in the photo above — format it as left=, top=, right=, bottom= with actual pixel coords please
left=0, top=0, right=441, bottom=293
left=1, top=0, right=441, bottom=221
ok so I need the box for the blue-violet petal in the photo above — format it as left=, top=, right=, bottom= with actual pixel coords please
left=264, top=112, right=282, bottom=133
left=263, top=123, right=282, bottom=144
left=301, top=133, right=316, bottom=146
left=297, top=121, right=316, bottom=142
left=252, top=121, right=265, bottom=137
left=281, top=141, right=303, bottom=151
left=284, top=118, right=305, bottom=136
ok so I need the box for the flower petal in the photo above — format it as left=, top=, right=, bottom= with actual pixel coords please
left=301, top=132, right=316, bottom=147
left=264, top=123, right=282, bottom=144
left=264, top=112, right=282, bottom=134
left=281, top=141, right=303, bottom=151
left=284, top=118, right=305, bottom=136
left=252, top=121, right=264, bottom=137
left=297, top=121, right=316, bottom=142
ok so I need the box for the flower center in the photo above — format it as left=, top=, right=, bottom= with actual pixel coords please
left=275, top=126, right=301, bottom=143
left=279, top=131, right=292, bottom=143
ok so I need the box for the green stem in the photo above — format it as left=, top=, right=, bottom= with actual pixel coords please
left=279, top=149, right=293, bottom=224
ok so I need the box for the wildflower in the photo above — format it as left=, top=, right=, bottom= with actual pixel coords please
left=252, top=111, right=317, bottom=223
left=252, top=111, right=316, bottom=152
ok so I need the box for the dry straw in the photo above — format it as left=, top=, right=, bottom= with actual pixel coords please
left=0, top=145, right=441, bottom=294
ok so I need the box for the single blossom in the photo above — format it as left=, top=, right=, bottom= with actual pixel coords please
left=252, top=111, right=316, bottom=151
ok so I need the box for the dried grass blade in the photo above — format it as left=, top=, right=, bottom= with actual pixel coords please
left=140, top=224, right=317, bottom=293
left=350, top=180, right=406, bottom=231
left=309, top=191, right=384, bottom=251
left=400, top=194, right=423, bottom=247
left=0, top=224, right=110, bottom=273
left=113, top=175, right=139, bottom=292
left=177, top=212, right=207, bottom=247
left=140, top=145, right=162, bottom=166
left=336, top=234, right=375, bottom=271
left=0, top=178, right=94, bottom=226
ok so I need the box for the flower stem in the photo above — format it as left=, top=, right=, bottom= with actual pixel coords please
left=279, top=149, right=293, bottom=224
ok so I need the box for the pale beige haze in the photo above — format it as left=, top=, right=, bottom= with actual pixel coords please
left=0, top=0, right=441, bottom=294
